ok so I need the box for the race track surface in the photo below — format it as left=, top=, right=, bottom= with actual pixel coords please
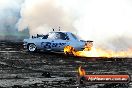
left=0, top=41, right=131, bottom=88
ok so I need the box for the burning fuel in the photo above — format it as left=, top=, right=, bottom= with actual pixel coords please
left=77, top=47, right=132, bottom=58
left=64, top=45, right=132, bottom=58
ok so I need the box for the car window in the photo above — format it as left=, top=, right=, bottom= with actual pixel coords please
left=42, top=35, right=48, bottom=39
left=71, top=33, right=78, bottom=40
left=71, top=33, right=82, bottom=40
left=47, top=32, right=69, bottom=40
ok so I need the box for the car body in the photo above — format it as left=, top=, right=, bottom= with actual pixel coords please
left=23, top=31, right=93, bottom=52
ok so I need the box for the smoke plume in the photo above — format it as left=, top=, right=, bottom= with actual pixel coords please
left=0, top=0, right=27, bottom=40
left=73, top=0, right=132, bottom=51
left=18, top=0, right=76, bottom=35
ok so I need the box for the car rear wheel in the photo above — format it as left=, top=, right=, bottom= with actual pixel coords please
left=28, top=44, right=37, bottom=52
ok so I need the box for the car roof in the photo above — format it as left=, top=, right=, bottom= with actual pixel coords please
left=48, top=31, right=74, bottom=36
left=49, top=31, right=71, bottom=34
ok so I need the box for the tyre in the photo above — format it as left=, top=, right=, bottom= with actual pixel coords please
left=28, top=43, right=37, bottom=52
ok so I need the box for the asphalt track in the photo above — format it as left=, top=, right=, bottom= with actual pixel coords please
left=0, top=41, right=131, bottom=88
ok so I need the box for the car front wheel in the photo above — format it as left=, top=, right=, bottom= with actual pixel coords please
left=28, top=44, right=37, bottom=52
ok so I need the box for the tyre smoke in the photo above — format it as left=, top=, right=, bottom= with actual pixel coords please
left=18, top=0, right=76, bottom=35
left=0, top=0, right=27, bottom=40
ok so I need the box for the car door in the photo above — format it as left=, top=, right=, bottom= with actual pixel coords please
left=40, top=39, right=53, bottom=50
left=34, top=34, right=53, bottom=50
left=50, top=32, right=70, bottom=51
left=51, top=39, right=69, bottom=51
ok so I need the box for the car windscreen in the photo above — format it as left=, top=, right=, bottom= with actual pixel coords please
left=71, top=33, right=82, bottom=40
left=47, top=32, right=69, bottom=40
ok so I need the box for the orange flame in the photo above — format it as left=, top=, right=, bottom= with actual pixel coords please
left=77, top=47, right=132, bottom=57
left=64, top=45, right=132, bottom=57
left=78, top=66, right=86, bottom=76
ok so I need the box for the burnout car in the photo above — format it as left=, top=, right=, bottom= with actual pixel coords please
left=23, top=31, right=93, bottom=54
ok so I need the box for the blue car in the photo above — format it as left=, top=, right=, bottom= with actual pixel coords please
left=23, top=31, right=93, bottom=53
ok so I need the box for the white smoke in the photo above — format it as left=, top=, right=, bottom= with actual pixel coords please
left=0, top=0, right=25, bottom=40
left=73, top=0, right=132, bottom=51
left=18, top=0, right=76, bottom=35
